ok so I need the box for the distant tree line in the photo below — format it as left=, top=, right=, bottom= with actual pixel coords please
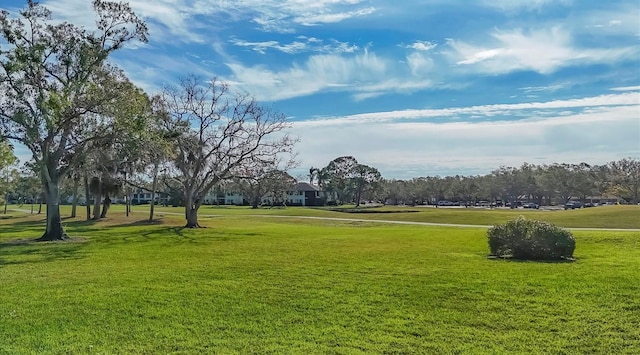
left=377, top=159, right=639, bottom=207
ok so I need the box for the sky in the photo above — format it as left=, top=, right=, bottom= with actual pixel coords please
left=3, top=0, right=640, bottom=179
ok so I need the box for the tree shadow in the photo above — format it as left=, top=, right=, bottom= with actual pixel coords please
left=487, top=255, right=576, bottom=263
left=0, top=219, right=47, bottom=238
left=0, top=238, right=87, bottom=268
left=1, top=214, right=217, bottom=253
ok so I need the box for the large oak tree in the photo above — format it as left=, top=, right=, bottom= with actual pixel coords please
left=159, top=76, right=296, bottom=228
left=0, top=0, right=148, bottom=240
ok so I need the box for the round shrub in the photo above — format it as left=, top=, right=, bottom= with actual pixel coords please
left=487, top=216, right=575, bottom=260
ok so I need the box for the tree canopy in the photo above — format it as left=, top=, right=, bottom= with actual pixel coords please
left=0, top=0, right=148, bottom=240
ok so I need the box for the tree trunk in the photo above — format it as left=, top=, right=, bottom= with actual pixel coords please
left=184, top=190, right=201, bottom=228
left=38, top=198, right=42, bottom=214
left=3, top=195, right=7, bottom=214
left=185, top=206, right=201, bottom=228
left=251, top=196, right=260, bottom=209
left=71, top=176, right=79, bottom=218
left=93, top=178, right=102, bottom=220
left=149, top=164, right=159, bottom=222
left=124, top=170, right=130, bottom=217
left=100, top=193, right=111, bottom=218
left=355, top=185, right=364, bottom=208
left=84, top=175, right=91, bottom=220
left=38, top=176, right=67, bottom=241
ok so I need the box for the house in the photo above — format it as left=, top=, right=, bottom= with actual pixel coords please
left=289, top=182, right=326, bottom=206
left=204, top=182, right=334, bottom=206
left=202, top=189, right=246, bottom=205
left=130, top=188, right=169, bottom=205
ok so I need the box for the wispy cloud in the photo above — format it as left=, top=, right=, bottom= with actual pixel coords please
left=225, top=49, right=437, bottom=101
left=229, top=37, right=358, bottom=54
left=520, top=84, right=567, bottom=93
left=294, top=7, right=376, bottom=26
left=400, top=40, right=437, bottom=51
left=39, top=0, right=377, bottom=41
left=447, top=26, right=638, bottom=74
left=297, top=92, right=640, bottom=126
left=610, top=86, right=640, bottom=92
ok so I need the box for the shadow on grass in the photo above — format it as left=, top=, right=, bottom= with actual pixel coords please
left=0, top=214, right=30, bottom=220
left=0, top=238, right=87, bottom=268
left=1, top=215, right=242, bottom=253
left=0, top=218, right=46, bottom=238
left=487, top=255, right=576, bottom=263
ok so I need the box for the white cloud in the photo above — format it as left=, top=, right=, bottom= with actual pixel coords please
left=448, top=26, right=638, bottom=74
left=295, top=7, right=376, bottom=25
left=229, top=39, right=307, bottom=54
left=297, top=92, right=640, bottom=126
left=225, top=49, right=424, bottom=101
left=39, top=0, right=376, bottom=42
left=401, top=41, right=437, bottom=52
left=229, top=37, right=358, bottom=54
left=293, top=103, right=639, bottom=178
left=520, top=84, right=566, bottom=93
left=610, top=86, right=640, bottom=92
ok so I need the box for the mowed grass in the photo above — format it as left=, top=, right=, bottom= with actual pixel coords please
left=180, top=204, right=640, bottom=229
left=9, top=203, right=640, bottom=229
left=1, top=210, right=639, bottom=353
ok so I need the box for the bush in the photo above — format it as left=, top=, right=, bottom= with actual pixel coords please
left=488, top=216, right=576, bottom=260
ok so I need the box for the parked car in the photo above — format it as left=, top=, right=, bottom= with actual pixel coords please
left=522, top=202, right=539, bottom=209
left=564, top=201, right=582, bottom=210
left=437, top=200, right=454, bottom=206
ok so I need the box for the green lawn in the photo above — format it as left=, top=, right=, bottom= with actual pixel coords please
left=181, top=204, right=640, bottom=229
left=9, top=203, right=640, bottom=229
left=1, top=210, right=639, bottom=353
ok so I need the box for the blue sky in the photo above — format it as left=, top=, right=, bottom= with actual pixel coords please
left=3, top=0, right=640, bottom=179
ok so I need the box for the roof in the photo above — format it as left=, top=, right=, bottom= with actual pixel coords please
left=295, top=182, right=321, bottom=192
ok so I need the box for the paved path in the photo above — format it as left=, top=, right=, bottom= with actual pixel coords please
left=8, top=208, right=640, bottom=232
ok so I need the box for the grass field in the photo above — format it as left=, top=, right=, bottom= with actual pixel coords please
left=1, top=207, right=639, bottom=353
left=155, top=204, right=640, bottom=229
left=9, top=203, right=640, bottom=229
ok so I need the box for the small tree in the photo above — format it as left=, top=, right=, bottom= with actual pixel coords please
left=236, top=166, right=297, bottom=209
left=14, top=170, right=43, bottom=214
left=323, top=156, right=359, bottom=204
left=321, top=156, right=382, bottom=206
left=352, top=164, right=381, bottom=207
